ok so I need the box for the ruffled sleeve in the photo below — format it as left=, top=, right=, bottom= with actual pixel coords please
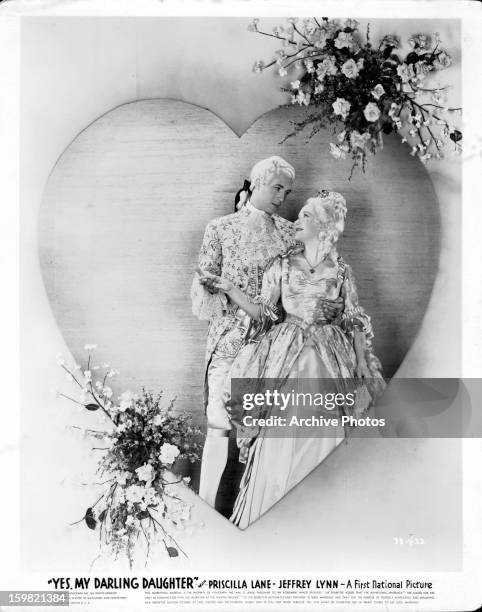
left=247, top=256, right=283, bottom=341
left=340, top=263, right=374, bottom=349
left=190, top=221, right=228, bottom=321
left=339, top=262, right=386, bottom=411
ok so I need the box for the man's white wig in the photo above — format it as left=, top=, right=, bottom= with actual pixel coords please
left=249, top=155, right=295, bottom=187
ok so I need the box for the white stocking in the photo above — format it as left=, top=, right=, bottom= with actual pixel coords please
left=198, top=431, right=229, bottom=507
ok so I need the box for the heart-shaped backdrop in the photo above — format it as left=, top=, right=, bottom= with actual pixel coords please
left=39, top=99, right=440, bottom=424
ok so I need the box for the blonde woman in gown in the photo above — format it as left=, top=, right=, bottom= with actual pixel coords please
left=211, top=191, right=385, bottom=528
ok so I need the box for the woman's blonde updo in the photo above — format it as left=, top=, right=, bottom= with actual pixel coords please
left=299, top=190, right=347, bottom=262
left=305, top=190, right=347, bottom=243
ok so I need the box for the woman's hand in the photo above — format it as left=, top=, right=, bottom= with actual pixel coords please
left=355, top=359, right=371, bottom=379
left=213, top=276, right=234, bottom=293
left=197, top=269, right=234, bottom=294
left=196, top=267, right=234, bottom=294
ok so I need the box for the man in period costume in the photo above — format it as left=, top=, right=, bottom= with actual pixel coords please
left=191, top=156, right=342, bottom=508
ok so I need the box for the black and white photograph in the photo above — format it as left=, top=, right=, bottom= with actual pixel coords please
left=0, top=1, right=481, bottom=610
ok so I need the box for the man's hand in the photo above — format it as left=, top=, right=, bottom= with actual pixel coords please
left=200, top=277, right=219, bottom=294
left=320, top=296, right=344, bottom=322
left=196, top=267, right=220, bottom=294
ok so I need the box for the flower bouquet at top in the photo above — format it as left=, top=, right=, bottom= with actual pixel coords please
left=58, top=345, right=203, bottom=567
left=250, top=17, right=462, bottom=178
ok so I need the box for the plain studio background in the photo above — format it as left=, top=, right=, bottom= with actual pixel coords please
left=20, top=17, right=462, bottom=571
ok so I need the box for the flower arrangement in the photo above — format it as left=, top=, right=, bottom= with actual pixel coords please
left=58, top=346, right=203, bottom=567
left=249, top=18, right=462, bottom=177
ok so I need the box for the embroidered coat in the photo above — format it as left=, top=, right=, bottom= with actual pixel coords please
left=191, top=205, right=295, bottom=370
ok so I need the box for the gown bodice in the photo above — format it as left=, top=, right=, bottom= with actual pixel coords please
left=279, top=253, right=343, bottom=325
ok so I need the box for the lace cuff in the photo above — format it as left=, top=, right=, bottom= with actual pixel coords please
left=190, top=276, right=228, bottom=321
left=253, top=295, right=279, bottom=321
left=244, top=295, right=279, bottom=342
left=341, top=306, right=375, bottom=347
